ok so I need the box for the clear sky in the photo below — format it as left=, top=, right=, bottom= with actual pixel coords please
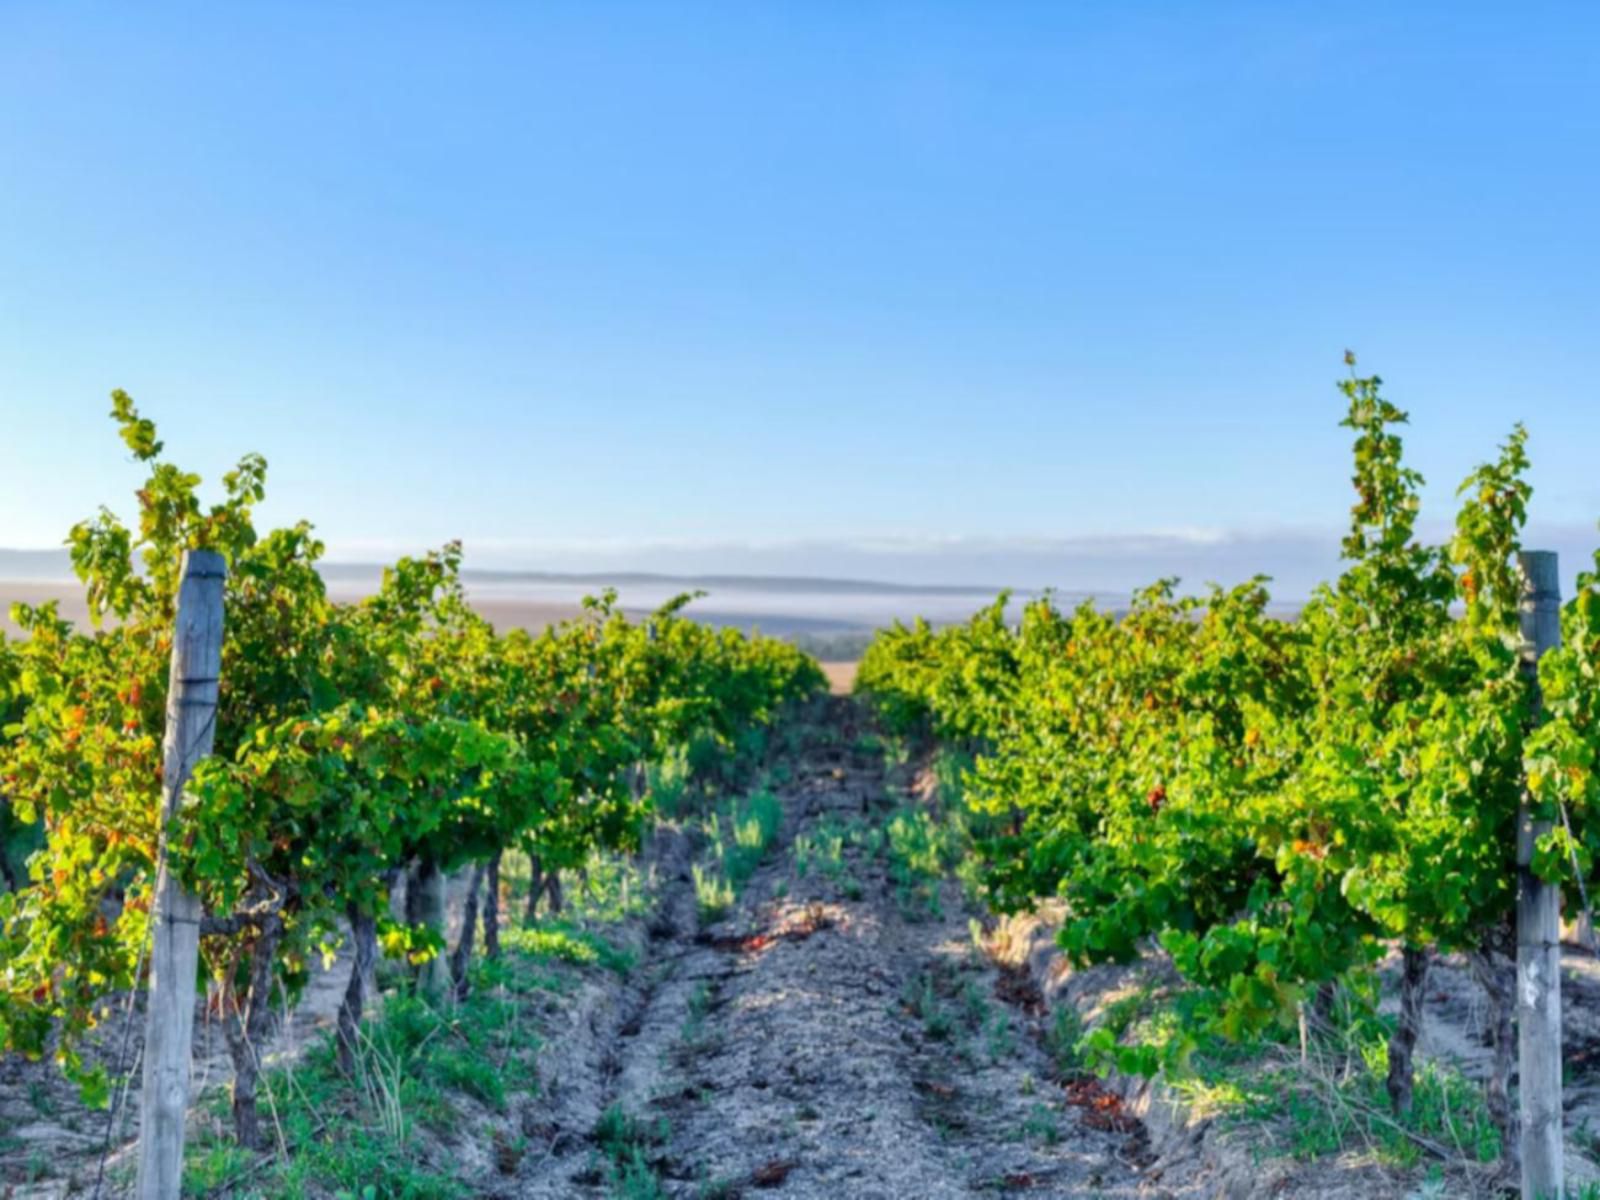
left=2, top=3, right=1598, bottom=595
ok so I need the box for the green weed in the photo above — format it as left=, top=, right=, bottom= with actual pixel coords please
left=694, top=789, right=782, bottom=922
left=693, top=863, right=735, bottom=923
left=1022, top=1102, right=1061, bottom=1146
left=1047, top=1003, right=1086, bottom=1076
left=984, top=1010, right=1015, bottom=1062
left=593, top=1104, right=670, bottom=1199
left=180, top=935, right=559, bottom=1198
left=886, top=807, right=961, bottom=921
left=501, top=922, right=633, bottom=973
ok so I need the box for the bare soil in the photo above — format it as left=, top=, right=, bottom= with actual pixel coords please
left=819, top=661, right=858, bottom=695
left=506, top=696, right=1165, bottom=1199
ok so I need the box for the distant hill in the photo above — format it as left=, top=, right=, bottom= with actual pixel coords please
left=0, top=548, right=1053, bottom=643
left=0, top=547, right=1304, bottom=645
left=0, top=548, right=1019, bottom=598
left=0, top=549, right=75, bottom=580
left=317, top=561, right=1030, bottom=599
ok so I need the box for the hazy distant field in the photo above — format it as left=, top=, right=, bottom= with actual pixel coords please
left=0, top=556, right=1026, bottom=651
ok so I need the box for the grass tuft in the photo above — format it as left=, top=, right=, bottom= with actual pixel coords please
left=502, top=921, right=633, bottom=974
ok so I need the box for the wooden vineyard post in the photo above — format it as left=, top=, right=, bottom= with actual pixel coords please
left=136, top=550, right=226, bottom=1200
left=1518, top=550, right=1562, bottom=1200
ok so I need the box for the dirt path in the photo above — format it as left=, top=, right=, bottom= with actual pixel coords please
left=513, top=698, right=1163, bottom=1199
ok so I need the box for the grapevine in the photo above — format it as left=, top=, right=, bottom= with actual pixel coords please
left=857, top=362, right=1594, bottom=1137
left=0, top=393, right=824, bottom=1146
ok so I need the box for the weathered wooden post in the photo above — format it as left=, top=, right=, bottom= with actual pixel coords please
left=136, top=550, right=225, bottom=1199
left=1518, top=550, right=1562, bottom=1200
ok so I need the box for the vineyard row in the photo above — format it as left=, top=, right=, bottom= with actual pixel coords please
left=0, top=394, right=825, bottom=1195
left=855, top=364, right=1600, bottom=1198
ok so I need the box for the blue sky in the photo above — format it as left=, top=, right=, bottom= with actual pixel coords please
left=2, top=3, right=1598, bottom=594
